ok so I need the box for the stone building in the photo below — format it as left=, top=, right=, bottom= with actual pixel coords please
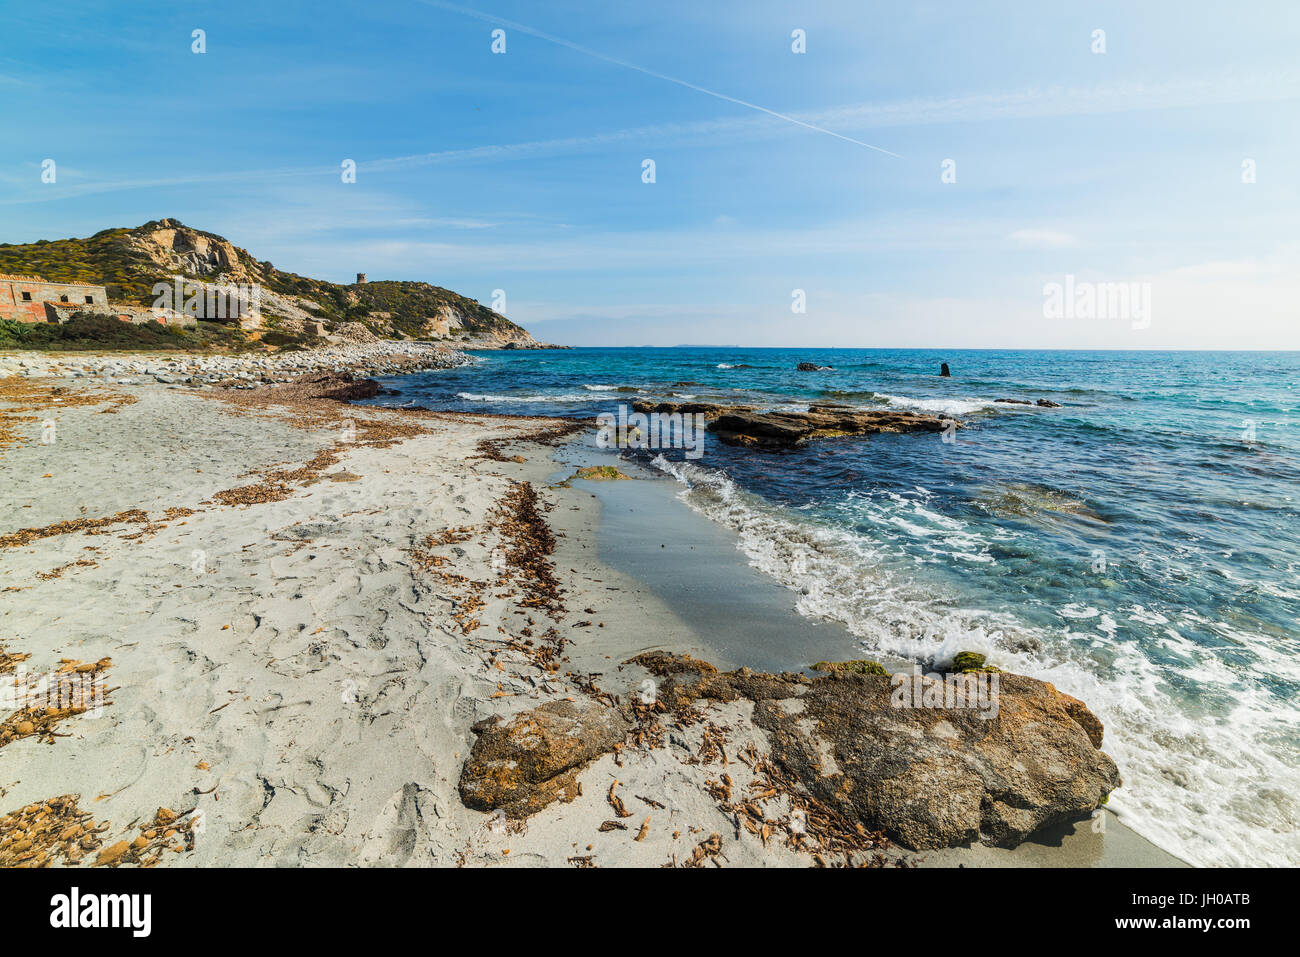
left=0, top=274, right=109, bottom=322
left=0, top=274, right=191, bottom=327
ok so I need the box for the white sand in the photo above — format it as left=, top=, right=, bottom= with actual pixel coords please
left=0, top=366, right=1182, bottom=868
left=1, top=373, right=807, bottom=867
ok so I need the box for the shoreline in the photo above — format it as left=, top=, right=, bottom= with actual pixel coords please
left=0, top=354, right=1187, bottom=867
left=558, top=443, right=1188, bottom=867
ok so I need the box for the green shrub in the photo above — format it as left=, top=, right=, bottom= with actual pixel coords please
left=0, top=314, right=197, bottom=351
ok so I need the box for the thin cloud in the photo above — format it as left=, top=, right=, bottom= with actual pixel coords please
left=418, top=0, right=903, bottom=158
left=4, top=69, right=1295, bottom=205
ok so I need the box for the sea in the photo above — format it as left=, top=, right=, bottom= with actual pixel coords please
left=361, top=346, right=1300, bottom=867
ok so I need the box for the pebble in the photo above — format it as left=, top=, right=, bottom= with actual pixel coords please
left=0, top=341, right=473, bottom=386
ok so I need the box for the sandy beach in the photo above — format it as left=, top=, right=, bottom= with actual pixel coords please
left=0, top=352, right=1182, bottom=868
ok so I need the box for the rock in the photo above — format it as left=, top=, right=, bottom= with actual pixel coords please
left=796, top=362, right=833, bottom=371
left=302, top=374, right=381, bottom=402
left=812, top=659, right=889, bottom=676
left=950, top=651, right=998, bottom=673
left=572, top=465, right=631, bottom=481
left=459, top=699, right=631, bottom=818
left=995, top=398, right=1063, bottom=408
left=633, top=653, right=1119, bottom=850
left=940, top=363, right=951, bottom=377
left=630, top=400, right=750, bottom=420
left=709, top=404, right=952, bottom=451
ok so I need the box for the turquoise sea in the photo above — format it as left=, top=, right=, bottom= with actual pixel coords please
left=364, top=347, right=1300, bottom=867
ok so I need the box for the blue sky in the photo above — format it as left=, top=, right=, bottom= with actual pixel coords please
left=2, top=0, right=1298, bottom=348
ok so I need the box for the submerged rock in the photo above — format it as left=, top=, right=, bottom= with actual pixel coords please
left=458, top=700, right=631, bottom=818
left=632, top=653, right=1119, bottom=850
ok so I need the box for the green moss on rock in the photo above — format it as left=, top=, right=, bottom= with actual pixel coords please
left=951, top=651, right=1001, bottom=674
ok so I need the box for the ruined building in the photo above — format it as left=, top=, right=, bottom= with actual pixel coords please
left=0, top=274, right=189, bottom=326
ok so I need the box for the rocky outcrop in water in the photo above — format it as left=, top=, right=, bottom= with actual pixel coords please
left=630, top=400, right=752, bottom=420
left=710, top=403, right=952, bottom=450
left=628, top=400, right=953, bottom=450
left=796, top=362, right=833, bottom=371
left=995, top=398, right=1062, bottom=408
left=632, top=653, right=1119, bottom=850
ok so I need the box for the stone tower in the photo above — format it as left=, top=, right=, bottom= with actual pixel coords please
left=356, top=273, right=367, bottom=284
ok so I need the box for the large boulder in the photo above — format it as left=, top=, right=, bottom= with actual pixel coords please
left=304, top=373, right=381, bottom=401
left=632, top=654, right=1119, bottom=850
left=458, top=700, right=631, bottom=818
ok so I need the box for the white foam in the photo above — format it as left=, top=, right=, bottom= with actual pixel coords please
left=456, top=391, right=590, bottom=403
left=873, top=392, right=1004, bottom=417
left=647, top=455, right=1300, bottom=868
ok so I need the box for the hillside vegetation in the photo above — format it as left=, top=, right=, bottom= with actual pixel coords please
left=0, top=219, right=536, bottom=346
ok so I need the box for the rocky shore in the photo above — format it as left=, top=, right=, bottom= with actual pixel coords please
left=0, top=340, right=471, bottom=388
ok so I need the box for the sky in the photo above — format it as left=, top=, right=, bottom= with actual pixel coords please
left=2, top=0, right=1298, bottom=348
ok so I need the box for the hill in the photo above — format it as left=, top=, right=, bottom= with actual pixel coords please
left=0, top=219, right=541, bottom=348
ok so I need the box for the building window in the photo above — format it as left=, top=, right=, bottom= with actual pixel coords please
left=85, top=295, right=94, bottom=304
left=20, top=291, right=31, bottom=301
left=60, top=295, right=69, bottom=303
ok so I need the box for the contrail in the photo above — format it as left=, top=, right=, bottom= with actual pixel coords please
left=419, top=0, right=904, bottom=159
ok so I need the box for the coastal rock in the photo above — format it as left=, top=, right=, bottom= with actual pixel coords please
left=796, top=362, right=833, bottom=371
left=303, top=373, right=382, bottom=402
left=994, top=398, right=1063, bottom=408
left=459, top=699, right=631, bottom=818
left=940, top=363, right=951, bottom=377
left=630, top=399, right=754, bottom=420
left=709, top=404, right=952, bottom=450
left=633, top=653, right=1119, bottom=850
